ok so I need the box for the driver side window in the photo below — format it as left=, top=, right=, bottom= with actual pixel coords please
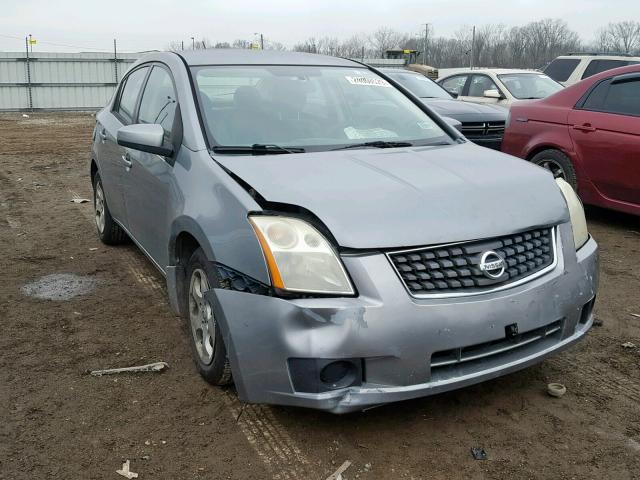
left=468, top=75, right=499, bottom=97
left=137, top=66, right=178, bottom=140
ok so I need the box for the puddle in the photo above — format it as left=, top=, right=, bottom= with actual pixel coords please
left=21, top=273, right=96, bottom=301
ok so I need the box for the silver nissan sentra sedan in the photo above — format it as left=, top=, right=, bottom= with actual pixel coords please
left=91, top=50, right=598, bottom=413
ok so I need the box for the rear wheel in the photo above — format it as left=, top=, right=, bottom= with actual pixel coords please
left=93, top=172, right=127, bottom=245
left=184, top=248, right=232, bottom=386
left=530, top=149, right=578, bottom=190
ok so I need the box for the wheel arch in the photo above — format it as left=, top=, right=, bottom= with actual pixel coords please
left=169, top=217, right=216, bottom=267
left=525, top=144, right=571, bottom=161
left=90, top=158, right=99, bottom=186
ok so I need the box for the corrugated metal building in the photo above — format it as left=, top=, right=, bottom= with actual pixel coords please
left=0, top=52, right=140, bottom=111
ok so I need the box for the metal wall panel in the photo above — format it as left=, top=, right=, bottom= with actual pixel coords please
left=0, top=52, right=139, bottom=111
left=0, top=86, right=28, bottom=110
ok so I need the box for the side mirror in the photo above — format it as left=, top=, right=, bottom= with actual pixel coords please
left=483, top=89, right=502, bottom=99
left=441, top=116, right=463, bottom=132
left=117, top=124, right=173, bottom=156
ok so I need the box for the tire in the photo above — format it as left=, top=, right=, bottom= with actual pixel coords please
left=92, top=172, right=127, bottom=245
left=530, top=149, right=578, bottom=191
left=184, top=248, right=233, bottom=386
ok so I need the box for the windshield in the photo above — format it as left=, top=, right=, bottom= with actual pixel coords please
left=497, top=73, right=563, bottom=99
left=193, top=65, right=452, bottom=151
left=385, top=71, right=452, bottom=99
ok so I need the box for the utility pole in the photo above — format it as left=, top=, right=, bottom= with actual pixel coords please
left=470, top=25, right=476, bottom=69
left=361, top=46, right=365, bottom=62
left=191, top=37, right=195, bottom=49
left=181, top=40, right=184, bottom=51
left=28, top=33, right=33, bottom=53
left=113, top=39, right=118, bottom=83
left=254, top=33, right=264, bottom=50
left=422, top=23, right=430, bottom=65
left=25, top=36, right=33, bottom=111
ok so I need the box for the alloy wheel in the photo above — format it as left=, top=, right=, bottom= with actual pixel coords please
left=539, top=159, right=566, bottom=180
left=188, top=268, right=216, bottom=365
left=95, top=182, right=106, bottom=234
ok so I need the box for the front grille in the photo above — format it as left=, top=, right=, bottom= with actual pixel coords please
left=388, top=227, right=556, bottom=297
left=430, top=319, right=563, bottom=378
left=460, top=121, right=505, bottom=139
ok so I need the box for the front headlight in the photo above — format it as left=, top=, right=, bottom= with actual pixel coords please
left=249, top=215, right=355, bottom=295
left=555, top=178, right=588, bottom=249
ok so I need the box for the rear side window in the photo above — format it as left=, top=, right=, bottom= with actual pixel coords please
left=116, top=67, right=149, bottom=124
left=440, top=75, right=467, bottom=96
left=138, top=66, right=178, bottom=139
left=582, top=60, right=632, bottom=79
left=582, top=77, right=640, bottom=116
left=544, top=59, right=580, bottom=82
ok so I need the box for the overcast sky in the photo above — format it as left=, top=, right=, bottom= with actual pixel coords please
left=1, top=0, right=638, bottom=52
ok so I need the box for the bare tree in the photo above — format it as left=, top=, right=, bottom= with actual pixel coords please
left=602, top=21, right=640, bottom=54
left=370, top=27, right=402, bottom=57
left=166, top=18, right=592, bottom=68
left=232, top=39, right=252, bottom=49
left=166, top=38, right=212, bottom=51
left=166, top=41, right=183, bottom=52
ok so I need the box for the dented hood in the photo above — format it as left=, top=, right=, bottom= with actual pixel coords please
left=214, top=143, right=568, bottom=249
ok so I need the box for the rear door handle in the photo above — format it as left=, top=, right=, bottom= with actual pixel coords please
left=121, top=153, right=132, bottom=169
left=100, top=128, right=108, bottom=142
left=572, top=124, right=596, bottom=132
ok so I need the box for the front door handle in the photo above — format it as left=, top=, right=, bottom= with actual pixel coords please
left=121, top=153, right=132, bottom=169
left=100, top=128, right=107, bottom=142
left=572, top=123, right=596, bottom=132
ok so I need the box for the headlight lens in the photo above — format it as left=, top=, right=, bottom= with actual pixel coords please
left=249, top=215, right=355, bottom=295
left=555, top=178, right=588, bottom=249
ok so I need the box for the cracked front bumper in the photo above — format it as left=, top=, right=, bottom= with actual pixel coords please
left=205, top=223, right=598, bottom=413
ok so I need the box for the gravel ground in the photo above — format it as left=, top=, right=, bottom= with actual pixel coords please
left=1, top=112, right=639, bottom=479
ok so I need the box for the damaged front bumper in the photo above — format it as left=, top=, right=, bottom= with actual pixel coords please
left=204, top=223, right=599, bottom=413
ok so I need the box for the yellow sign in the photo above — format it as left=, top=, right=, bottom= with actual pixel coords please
left=250, top=42, right=259, bottom=50
left=29, top=38, right=37, bottom=45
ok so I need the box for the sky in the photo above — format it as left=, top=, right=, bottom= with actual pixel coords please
left=1, top=0, right=639, bottom=53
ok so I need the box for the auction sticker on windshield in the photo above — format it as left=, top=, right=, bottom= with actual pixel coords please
left=345, top=76, right=392, bottom=87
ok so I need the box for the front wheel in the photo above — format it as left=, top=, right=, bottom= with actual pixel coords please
left=93, top=172, right=127, bottom=245
left=530, top=149, right=578, bottom=191
left=184, top=248, right=232, bottom=386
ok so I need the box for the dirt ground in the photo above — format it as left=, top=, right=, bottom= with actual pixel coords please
left=1, top=112, right=639, bottom=480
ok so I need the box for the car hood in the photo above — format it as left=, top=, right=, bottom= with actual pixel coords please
left=422, top=98, right=507, bottom=122
left=214, top=143, right=568, bottom=249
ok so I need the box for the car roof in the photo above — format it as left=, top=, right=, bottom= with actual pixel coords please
left=441, top=68, right=543, bottom=76
left=172, top=49, right=362, bottom=67
left=555, top=54, right=640, bottom=60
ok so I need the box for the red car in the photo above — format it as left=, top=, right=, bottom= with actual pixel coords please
left=502, top=64, right=640, bottom=216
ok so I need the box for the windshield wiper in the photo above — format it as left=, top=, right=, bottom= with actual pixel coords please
left=212, top=144, right=305, bottom=155
left=331, top=140, right=413, bottom=151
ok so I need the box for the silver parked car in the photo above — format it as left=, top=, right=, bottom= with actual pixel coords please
left=91, top=50, right=598, bottom=413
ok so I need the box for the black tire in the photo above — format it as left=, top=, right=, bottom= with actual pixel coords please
left=530, top=149, right=578, bottom=191
left=183, top=248, right=232, bottom=386
left=92, top=172, right=127, bottom=245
